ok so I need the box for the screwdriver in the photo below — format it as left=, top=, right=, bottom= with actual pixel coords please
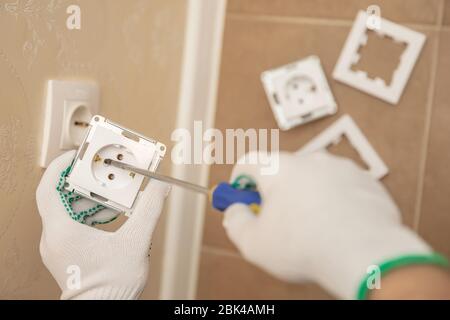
left=104, top=159, right=262, bottom=213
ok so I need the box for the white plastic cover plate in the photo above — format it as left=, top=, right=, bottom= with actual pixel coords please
left=261, top=55, right=337, bottom=130
left=333, top=11, right=426, bottom=105
left=297, top=114, right=388, bottom=179
left=65, top=115, right=166, bottom=215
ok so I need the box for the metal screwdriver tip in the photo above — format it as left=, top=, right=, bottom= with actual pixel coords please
left=104, top=159, right=112, bottom=165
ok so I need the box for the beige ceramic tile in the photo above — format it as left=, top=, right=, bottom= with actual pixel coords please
left=203, top=17, right=436, bottom=252
left=227, top=0, right=441, bottom=25
left=443, top=0, right=450, bottom=25
left=418, top=30, right=450, bottom=257
left=197, top=249, right=333, bottom=299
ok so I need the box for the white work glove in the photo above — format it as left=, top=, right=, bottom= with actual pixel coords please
left=223, top=151, right=432, bottom=299
left=36, top=150, right=170, bottom=300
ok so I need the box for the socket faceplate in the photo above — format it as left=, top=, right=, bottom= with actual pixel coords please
left=65, top=115, right=166, bottom=215
left=261, top=56, right=337, bottom=130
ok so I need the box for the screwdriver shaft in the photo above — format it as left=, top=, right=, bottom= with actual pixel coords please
left=106, top=159, right=210, bottom=194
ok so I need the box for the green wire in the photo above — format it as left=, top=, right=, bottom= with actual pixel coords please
left=56, top=165, right=116, bottom=225
left=231, top=174, right=257, bottom=190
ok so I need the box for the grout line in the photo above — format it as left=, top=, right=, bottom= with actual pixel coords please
left=408, top=23, right=442, bottom=32
left=413, top=23, right=442, bottom=231
left=202, top=245, right=242, bottom=259
left=228, top=12, right=353, bottom=27
left=227, top=12, right=442, bottom=31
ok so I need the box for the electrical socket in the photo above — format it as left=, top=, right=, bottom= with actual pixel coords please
left=65, top=115, right=166, bottom=216
left=92, top=144, right=139, bottom=189
left=261, top=56, right=337, bottom=130
left=60, top=101, right=93, bottom=149
left=40, top=80, right=99, bottom=168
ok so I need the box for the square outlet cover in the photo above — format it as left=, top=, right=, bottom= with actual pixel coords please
left=261, top=56, right=337, bottom=130
left=65, top=115, right=166, bottom=216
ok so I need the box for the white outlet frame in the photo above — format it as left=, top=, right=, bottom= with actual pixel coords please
left=65, top=115, right=166, bottom=216
left=333, top=10, right=426, bottom=105
left=40, top=80, right=99, bottom=168
left=297, top=114, right=388, bottom=179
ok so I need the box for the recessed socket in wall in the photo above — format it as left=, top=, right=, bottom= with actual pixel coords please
left=60, top=101, right=94, bottom=149
left=40, top=80, right=99, bottom=168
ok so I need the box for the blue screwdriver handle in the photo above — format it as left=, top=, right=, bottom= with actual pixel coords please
left=211, top=182, right=262, bottom=213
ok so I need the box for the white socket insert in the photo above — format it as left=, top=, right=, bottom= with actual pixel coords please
left=40, top=80, right=99, bottom=168
left=65, top=115, right=166, bottom=216
left=261, top=56, right=337, bottom=130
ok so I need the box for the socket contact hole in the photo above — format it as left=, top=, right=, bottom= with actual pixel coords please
left=92, top=144, right=138, bottom=188
left=117, top=154, right=124, bottom=161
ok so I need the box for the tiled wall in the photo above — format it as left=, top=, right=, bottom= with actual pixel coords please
left=198, top=0, right=450, bottom=299
left=0, top=0, right=186, bottom=299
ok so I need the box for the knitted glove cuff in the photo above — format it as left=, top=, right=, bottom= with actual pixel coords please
left=62, top=284, right=144, bottom=300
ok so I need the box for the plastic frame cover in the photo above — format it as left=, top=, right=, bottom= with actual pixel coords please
left=333, top=10, right=426, bottom=105
left=297, top=114, right=388, bottom=179
left=65, top=115, right=166, bottom=216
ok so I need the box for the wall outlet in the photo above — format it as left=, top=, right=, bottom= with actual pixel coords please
left=40, top=80, right=99, bottom=168
left=261, top=56, right=337, bottom=130
left=65, top=115, right=166, bottom=216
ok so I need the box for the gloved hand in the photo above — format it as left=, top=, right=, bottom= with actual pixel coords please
left=36, top=150, right=170, bottom=300
left=223, top=151, right=433, bottom=299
